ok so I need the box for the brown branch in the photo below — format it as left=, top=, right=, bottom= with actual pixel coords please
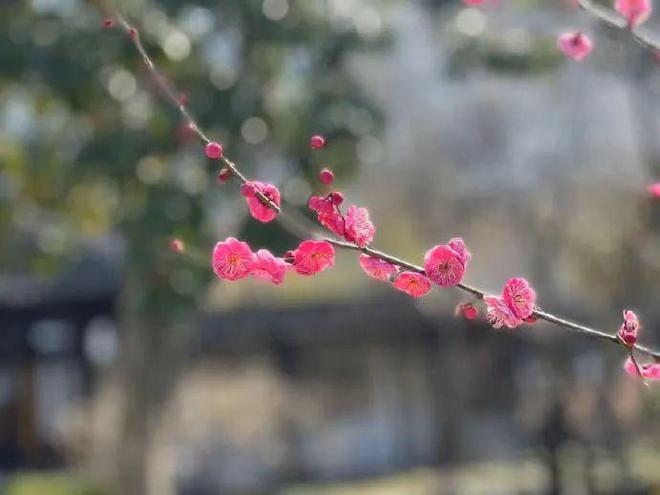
left=104, top=9, right=660, bottom=362
left=577, top=0, right=660, bottom=52
left=113, top=14, right=281, bottom=215
left=327, top=240, right=660, bottom=358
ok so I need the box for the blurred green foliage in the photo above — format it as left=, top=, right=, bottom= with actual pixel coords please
left=450, top=37, right=564, bottom=76
left=0, top=0, right=383, bottom=314
left=6, top=473, right=106, bottom=495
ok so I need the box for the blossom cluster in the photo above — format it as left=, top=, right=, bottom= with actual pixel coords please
left=484, top=278, right=536, bottom=329
left=308, top=172, right=476, bottom=297
left=197, top=126, right=660, bottom=383
left=212, top=237, right=335, bottom=285
left=209, top=159, right=478, bottom=299
left=206, top=151, right=537, bottom=331
left=105, top=7, right=660, bottom=395
left=552, top=0, right=651, bottom=61
left=614, top=310, right=660, bottom=381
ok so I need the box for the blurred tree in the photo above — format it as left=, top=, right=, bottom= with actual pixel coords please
left=0, top=1, right=383, bottom=493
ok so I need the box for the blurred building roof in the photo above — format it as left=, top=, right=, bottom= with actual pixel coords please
left=199, top=295, right=438, bottom=353
left=0, top=242, right=121, bottom=311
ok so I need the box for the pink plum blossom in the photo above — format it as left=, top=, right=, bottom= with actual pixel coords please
left=623, top=357, right=660, bottom=380
left=344, top=205, right=376, bottom=247
left=205, top=141, right=223, bottom=159
left=244, top=181, right=281, bottom=223
left=319, top=168, right=335, bottom=185
left=310, top=135, right=325, bottom=150
left=212, top=237, right=255, bottom=281
left=456, top=303, right=478, bottom=320
left=240, top=182, right=257, bottom=197
left=251, top=249, right=287, bottom=285
left=484, top=295, right=523, bottom=329
left=647, top=182, right=660, bottom=198
left=359, top=255, right=397, bottom=281
left=502, top=277, right=536, bottom=320
left=308, top=195, right=330, bottom=212
left=623, top=357, right=639, bottom=376
left=557, top=31, right=593, bottom=61
left=617, top=309, right=640, bottom=346
left=308, top=195, right=345, bottom=237
left=392, top=272, right=432, bottom=298
left=169, top=238, right=185, bottom=253
left=423, top=242, right=467, bottom=288
left=644, top=364, right=660, bottom=380
left=615, top=0, right=651, bottom=26
left=484, top=277, right=537, bottom=329
left=448, top=237, right=471, bottom=267
left=292, top=240, right=335, bottom=275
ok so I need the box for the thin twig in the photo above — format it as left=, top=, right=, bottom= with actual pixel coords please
left=105, top=9, right=660, bottom=361
left=113, top=14, right=280, bottom=214
left=327, top=239, right=659, bottom=358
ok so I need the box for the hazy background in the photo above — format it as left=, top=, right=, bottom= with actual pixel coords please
left=1, top=0, right=660, bottom=494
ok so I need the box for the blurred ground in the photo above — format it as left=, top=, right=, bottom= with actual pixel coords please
left=283, top=444, right=660, bottom=495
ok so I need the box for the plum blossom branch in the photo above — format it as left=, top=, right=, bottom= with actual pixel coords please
left=102, top=10, right=660, bottom=366
left=106, top=8, right=331, bottom=243
left=577, top=0, right=660, bottom=52
left=328, top=239, right=659, bottom=358
left=112, top=13, right=282, bottom=216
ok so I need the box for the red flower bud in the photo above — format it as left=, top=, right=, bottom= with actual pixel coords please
left=240, top=182, right=257, bottom=198
left=205, top=141, right=223, bottom=160
left=456, top=303, right=478, bottom=320
left=217, top=168, right=232, bottom=184
left=329, top=191, right=344, bottom=206
left=319, top=167, right=335, bottom=185
left=169, top=239, right=185, bottom=253
left=310, top=135, right=325, bottom=150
